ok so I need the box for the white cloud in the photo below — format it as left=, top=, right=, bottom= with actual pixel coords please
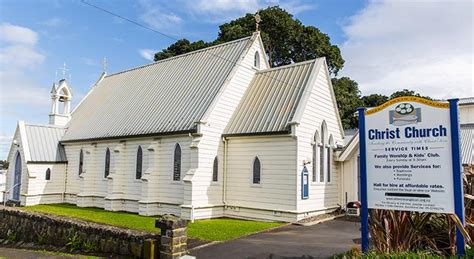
left=0, top=45, right=45, bottom=69
left=0, top=133, right=12, bottom=160
left=138, top=49, right=157, bottom=61
left=0, top=23, right=38, bottom=46
left=139, top=0, right=183, bottom=31
left=340, top=0, right=473, bottom=99
left=0, top=24, right=48, bottom=158
left=188, top=0, right=313, bottom=23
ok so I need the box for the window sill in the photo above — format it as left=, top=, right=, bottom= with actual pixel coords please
left=170, top=181, right=182, bottom=185
left=311, top=182, right=332, bottom=186
left=250, top=183, right=262, bottom=188
left=211, top=181, right=220, bottom=186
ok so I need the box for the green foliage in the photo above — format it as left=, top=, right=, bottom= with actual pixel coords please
left=332, top=77, right=362, bottom=129
left=154, top=6, right=344, bottom=75
left=7, top=231, right=17, bottom=242
left=37, top=233, right=48, bottom=245
left=335, top=247, right=474, bottom=258
left=82, top=240, right=98, bottom=253
left=361, top=94, right=389, bottom=108
left=0, top=160, right=8, bottom=169
left=154, top=39, right=212, bottom=62
left=22, top=204, right=284, bottom=241
left=334, top=248, right=443, bottom=258
left=66, top=232, right=82, bottom=251
left=389, top=89, right=431, bottom=100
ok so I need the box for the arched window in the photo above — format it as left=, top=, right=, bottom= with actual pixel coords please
left=136, top=146, right=143, bottom=179
left=319, top=121, right=327, bottom=182
left=45, top=168, right=51, bottom=180
left=212, top=156, right=218, bottom=182
left=104, top=148, right=111, bottom=178
left=252, top=157, right=261, bottom=184
left=254, top=51, right=260, bottom=68
left=327, top=135, right=334, bottom=182
left=173, top=144, right=181, bottom=181
left=79, top=149, right=84, bottom=175
left=312, top=131, right=320, bottom=182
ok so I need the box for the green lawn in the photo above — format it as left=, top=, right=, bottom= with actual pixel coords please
left=22, top=204, right=284, bottom=241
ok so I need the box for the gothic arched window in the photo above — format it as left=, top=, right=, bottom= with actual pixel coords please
left=253, top=157, right=261, bottom=184
left=45, top=168, right=51, bottom=180
left=104, top=148, right=111, bottom=178
left=173, top=144, right=182, bottom=181
left=254, top=51, right=260, bottom=68
left=78, top=149, right=84, bottom=175
left=319, top=121, right=328, bottom=182
left=312, top=131, right=320, bottom=182
left=136, top=146, right=143, bottom=179
left=212, top=156, right=218, bottom=182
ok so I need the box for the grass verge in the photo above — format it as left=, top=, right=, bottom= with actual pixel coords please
left=22, top=203, right=284, bottom=241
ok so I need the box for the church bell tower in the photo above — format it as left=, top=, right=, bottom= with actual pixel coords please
left=49, top=77, right=73, bottom=126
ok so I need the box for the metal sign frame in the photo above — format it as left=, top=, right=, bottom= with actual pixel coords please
left=358, top=98, right=465, bottom=255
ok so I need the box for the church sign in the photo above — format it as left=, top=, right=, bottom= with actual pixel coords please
left=358, top=97, right=465, bottom=254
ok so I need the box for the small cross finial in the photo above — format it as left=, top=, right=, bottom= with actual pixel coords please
left=102, top=57, right=108, bottom=74
left=255, top=11, right=261, bottom=32
left=58, top=62, right=69, bottom=80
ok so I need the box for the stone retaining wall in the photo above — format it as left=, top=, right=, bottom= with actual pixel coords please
left=0, top=207, right=160, bottom=257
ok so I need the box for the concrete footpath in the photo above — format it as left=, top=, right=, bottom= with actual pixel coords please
left=191, top=218, right=360, bottom=259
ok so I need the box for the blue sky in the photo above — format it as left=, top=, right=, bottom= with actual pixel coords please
left=0, top=0, right=472, bottom=159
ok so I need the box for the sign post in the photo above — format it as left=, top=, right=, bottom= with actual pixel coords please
left=358, top=108, right=369, bottom=253
left=358, top=96, right=465, bottom=254
left=449, top=99, right=465, bottom=255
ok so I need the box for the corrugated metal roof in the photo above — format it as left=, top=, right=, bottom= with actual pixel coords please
left=24, top=124, right=67, bottom=162
left=461, top=124, right=474, bottom=165
left=62, top=36, right=254, bottom=142
left=459, top=97, right=474, bottom=106
left=225, top=59, right=319, bottom=136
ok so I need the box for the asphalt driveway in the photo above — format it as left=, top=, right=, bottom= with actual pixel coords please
left=190, top=218, right=360, bottom=259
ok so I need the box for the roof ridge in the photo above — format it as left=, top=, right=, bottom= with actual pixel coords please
left=24, top=123, right=66, bottom=129
left=105, top=36, right=253, bottom=78
left=256, top=58, right=319, bottom=74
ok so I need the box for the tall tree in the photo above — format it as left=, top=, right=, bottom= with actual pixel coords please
left=332, top=77, right=362, bottom=129
left=154, top=39, right=211, bottom=61
left=154, top=6, right=344, bottom=75
left=389, top=89, right=431, bottom=100
left=362, top=94, right=389, bottom=107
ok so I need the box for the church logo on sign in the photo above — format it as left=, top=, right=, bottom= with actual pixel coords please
left=389, top=103, right=421, bottom=126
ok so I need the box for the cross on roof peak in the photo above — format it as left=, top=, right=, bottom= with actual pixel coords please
left=255, top=11, right=261, bottom=32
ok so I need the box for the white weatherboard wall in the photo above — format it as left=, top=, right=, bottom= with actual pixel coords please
left=225, top=136, right=297, bottom=222
left=183, top=34, right=269, bottom=219
left=295, top=62, right=344, bottom=218
left=341, top=154, right=359, bottom=204
left=23, top=163, right=67, bottom=205
left=62, top=135, right=192, bottom=216
left=460, top=105, right=474, bottom=124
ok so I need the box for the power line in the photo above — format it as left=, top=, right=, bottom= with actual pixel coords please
left=80, top=0, right=176, bottom=41
left=79, top=0, right=315, bottom=91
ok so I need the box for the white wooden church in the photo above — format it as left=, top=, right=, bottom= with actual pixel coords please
left=6, top=31, right=473, bottom=222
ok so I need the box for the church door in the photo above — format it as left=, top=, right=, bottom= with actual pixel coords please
left=13, top=152, right=22, bottom=201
